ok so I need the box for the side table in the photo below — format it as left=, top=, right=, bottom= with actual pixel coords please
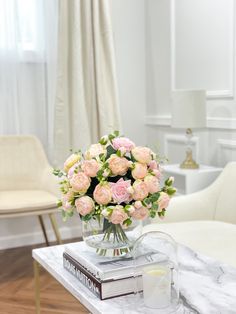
left=162, top=164, right=222, bottom=195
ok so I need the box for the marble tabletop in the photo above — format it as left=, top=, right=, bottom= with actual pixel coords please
left=32, top=243, right=236, bottom=314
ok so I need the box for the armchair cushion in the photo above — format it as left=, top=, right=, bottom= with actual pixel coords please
left=143, top=221, right=236, bottom=267
left=0, top=190, right=58, bottom=214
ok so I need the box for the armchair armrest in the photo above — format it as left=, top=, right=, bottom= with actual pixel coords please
left=163, top=191, right=215, bottom=222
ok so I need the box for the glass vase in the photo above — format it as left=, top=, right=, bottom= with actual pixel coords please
left=82, top=217, right=142, bottom=257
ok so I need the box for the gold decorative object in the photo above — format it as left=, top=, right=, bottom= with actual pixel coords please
left=180, top=128, right=199, bottom=169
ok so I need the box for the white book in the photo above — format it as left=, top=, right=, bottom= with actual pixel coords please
left=64, top=241, right=168, bottom=281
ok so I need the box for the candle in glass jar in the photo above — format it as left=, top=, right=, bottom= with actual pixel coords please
left=142, top=265, right=171, bottom=309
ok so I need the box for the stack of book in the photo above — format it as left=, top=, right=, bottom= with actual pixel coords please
left=63, top=241, right=165, bottom=300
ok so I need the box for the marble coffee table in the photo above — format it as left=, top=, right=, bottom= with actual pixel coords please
left=32, top=243, right=236, bottom=314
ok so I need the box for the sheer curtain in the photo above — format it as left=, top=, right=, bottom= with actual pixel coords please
left=54, top=0, right=121, bottom=166
left=0, top=0, right=58, bottom=161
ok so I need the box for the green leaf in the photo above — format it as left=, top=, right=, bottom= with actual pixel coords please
left=106, top=145, right=117, bottom=158
left=81, top=214, right=92, bottom=221
left=123, top=218, right=132, bottom=226
left=57, top=200, right=62, bottom=207
left=114, top=130, right=120, bottom=137
left=166, top=187, right=177, bottom=196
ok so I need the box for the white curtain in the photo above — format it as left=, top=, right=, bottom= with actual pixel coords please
left=54, top=0, right=121, bottom=166
left=0, top=0, right=58, bottom=161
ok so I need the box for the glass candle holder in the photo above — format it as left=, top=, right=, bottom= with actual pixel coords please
left=132, top=231, right=181, bottom=313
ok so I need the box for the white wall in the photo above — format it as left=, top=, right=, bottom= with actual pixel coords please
left=111, top=0, right=147, bottom=145
left=0, top=0, right=147, bottom=250
left=146, top=0, right=236, bottom=167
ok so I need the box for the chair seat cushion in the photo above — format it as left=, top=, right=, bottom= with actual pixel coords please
left=143, top=221, right=236, bottom=267
left=0, top=190, right=58, bottom=214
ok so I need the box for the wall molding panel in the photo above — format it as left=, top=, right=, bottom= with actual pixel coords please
left=146, top=115, right=236, bottom=130
left=217, top=139, right=236, bottom=150
left=170, top=0, right=235, bottom=100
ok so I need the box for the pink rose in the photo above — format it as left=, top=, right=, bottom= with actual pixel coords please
left=133, top=180, right=149, bottom=201
left=132, top=162, right=147, bottom=179
left=64, top=153, right=81, bottom=172
left=152, top=169, right=161, bottom=180
left=148, top=160, right=158, bottom=170
left=75, top=196, right=94, bottom=216
left=134, top=201, right=142, bottom=209
left=68, top=162, right=80, bottom=178
left=108, top=154, right=130, bottom=176
left=131, top=146, right=152, bottom=164
left=158, top=192, right=170, bottom=210
left=112, top=137, right=135, bottom=152
left=93, top=183, right=112, bottom=205
left=110, top=178, right=132, bottom=204
left=70, top=172, right=91, bottom=194
left=144, top=175, right=160, bottom=193
left=62, top=191, right=74, bottom=211
left=131, top=206, right=149, bottom=220
left=110, top=205, right=128, bottom=224
left=85, top=143, right=106, bottom=159
left=81, top=159, right=100, bottom=177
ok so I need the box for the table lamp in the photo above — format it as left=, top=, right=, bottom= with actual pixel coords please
left=171, top=90, right=206, bottom=169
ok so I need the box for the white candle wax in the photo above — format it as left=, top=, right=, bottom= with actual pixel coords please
left=142, top=265, right=171, bottom=309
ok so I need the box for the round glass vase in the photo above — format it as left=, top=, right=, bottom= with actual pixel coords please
left=82, top=217, right=142, bottom=257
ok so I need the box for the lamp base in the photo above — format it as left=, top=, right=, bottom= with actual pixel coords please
left=180, top=150, right=199, bottom=169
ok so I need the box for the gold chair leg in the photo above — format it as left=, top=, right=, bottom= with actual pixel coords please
left=38, top=215, right=49, bottom=246
left=33, top=259, right=41, bottom=314
left=49, top=213, right=62, bottom=244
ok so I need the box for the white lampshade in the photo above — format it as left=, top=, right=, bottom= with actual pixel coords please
left=171, top=90, right=206, bottom=129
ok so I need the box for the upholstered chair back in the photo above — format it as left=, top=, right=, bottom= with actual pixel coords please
left=213, top=162, right=236, bottom=224
left=0, top=135, right=50, bottom=190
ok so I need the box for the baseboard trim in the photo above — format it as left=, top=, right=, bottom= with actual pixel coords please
left=0, top=226, right=81, bottom=250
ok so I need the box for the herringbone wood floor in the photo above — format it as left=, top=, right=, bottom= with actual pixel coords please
left=0, top=240, right=89, bottom=314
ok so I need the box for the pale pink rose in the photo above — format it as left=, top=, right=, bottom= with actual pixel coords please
left=85, top=143, right=106, bottom=159
left=126, top=205, right=135, bottom=214
left=64, top=153, right=81, bottom=172
left=75, top=196, right=94, bottom=216
left=144, top=175, right=160, bottom=193
left=152, top=169, right=161, bottom=180
left=131, top=206, right=149, bottom=220
left=70, top=172, right=91, bottom=194
left=93, top=183, right=112, bottom=205
left=148, top=160, right=158, bottom=170
left=110, top=178, right=132, bottom=204
left=133, top=180, right=149, bottom=201
left=68, top=162, right=80, bottom=178
left=108, top=154, right=130, bottom=176
left=62, top=191, right=74, bottom=211
left=134, top=201, right=142, bottom=209
left=81, top=159, right=100, bottom=177
left=132, top=146, right=152, bottom=164
left=132, top=162, right=148, bottom=179
left=112, top=137, right=135, bottom=152
left=158, top=192, right=170, bottom=210
left=110, top=205, right=128, bottom=225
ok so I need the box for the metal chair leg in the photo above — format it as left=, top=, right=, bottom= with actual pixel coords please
left=38, top=215, right=49, bottom=246
left=33, top=259, right=41, bottom=314
left=49, top=213, right=62, bottom=244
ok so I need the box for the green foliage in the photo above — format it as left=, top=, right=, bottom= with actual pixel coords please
left=123, top=218, right=132, bottom=226
left=53, top=169, right=64, bottom=177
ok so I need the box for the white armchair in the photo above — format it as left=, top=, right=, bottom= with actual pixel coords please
left=144, top=162, right=236, bottom=267
left=0, top=135, right=62, bottom=245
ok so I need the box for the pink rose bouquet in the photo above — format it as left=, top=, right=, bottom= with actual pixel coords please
left=54, top=131, right=176, bottom=254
